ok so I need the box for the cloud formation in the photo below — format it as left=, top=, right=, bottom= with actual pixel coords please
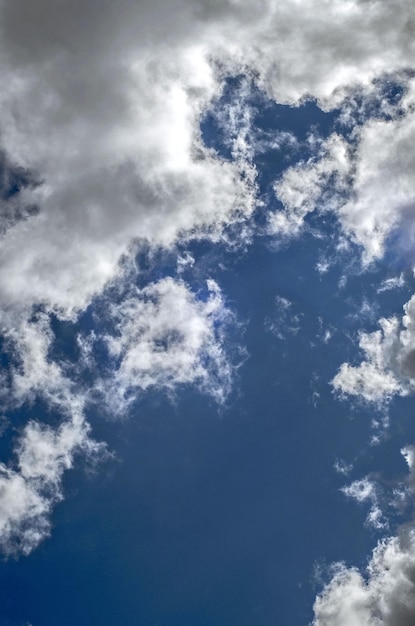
left=332, top=294, right=415, bottom=406
left=0, top=274, right=237, bottom=553
left=342, top=477, right=388, bottom=531
left=313, top=530, right=415, bottom=626
left=314, top=442, right=415, bottom=625
left=270, top=133, right=351, bottom=239
left=99, top=277, right=237, bottom=407
left=1, top=0, right=415, bottom=320
left=0, top=412, right=103, bottom=555
left=2, top=0, right=415, bottom=581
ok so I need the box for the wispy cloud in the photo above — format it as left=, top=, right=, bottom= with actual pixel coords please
left=97, top=277, right=239, bottom=409
left=0, top=412, right=105, bottom=556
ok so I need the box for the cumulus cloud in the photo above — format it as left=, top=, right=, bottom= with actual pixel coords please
left=0, top=0, right=257, bottom=318
left=0, top=275, right=237, bottom=553
left=1, top=0, right=415, bottom=318
left=337, top=104, right=415, bottom=263
left=269, top=102, right=415, bottom=264
left=332, top=294, right=415, bottom=406
left=312, top=444, right=415, bottom=625
left=313, top=442, right=415, bottom=626
left=313, top=530, right=415, bottom=626
left=0, top=310, right=108, bottom=555
left=1, top=312, right=75, bottom=409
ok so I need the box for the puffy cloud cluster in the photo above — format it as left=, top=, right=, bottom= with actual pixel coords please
left=270, top=95, right=415, bottom=264
left=313, top=530, right=415, bottom=626
left=2, top=312, right=74, bottom=408
left=312, top=446, right=415, bottom=626
left=313, top=443, right=415, bottom=625
left=1, top=0, right=415, bottom=319
left=332, top=295, right=415, bottom=405
left=312, top=443, right=415, bottom=626
left=0, top=311, right=107, bottom=555
left=338, top=97, right=415, bottom=263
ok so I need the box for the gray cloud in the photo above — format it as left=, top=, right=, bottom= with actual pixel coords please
left=1, top=0, right=415, bottom=317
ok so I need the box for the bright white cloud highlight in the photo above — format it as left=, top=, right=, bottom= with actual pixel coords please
left=338, top=105, right=415, bottom=263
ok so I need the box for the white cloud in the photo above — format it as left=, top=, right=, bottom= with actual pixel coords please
left=0, top=311, right=108, bottom=555
left=332, top=295, right=415, bottom=405
left=100, top=277, right=236, bottom=408
left=269, top=134, right=351, bottom=239
left=2, top=312, right=73, bottom=408
left=313, top=531, right=415, bottom=626
left=377, top=274, right=406, bottom=294
left=337, top=105, right=415, bottom=263
left=0, top=411, right=104, bottom=556
left=268, top=103, right=415, bottom=265
left=0, top=275, right=237, bottom=553
left=401, top=445, right=415, bottom=492
left=313, top=446, right=415, bottom=625
left=342, top=477, right=388, bottom=531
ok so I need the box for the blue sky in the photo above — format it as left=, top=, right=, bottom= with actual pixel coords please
left=2, top=2, right=415, bottom=625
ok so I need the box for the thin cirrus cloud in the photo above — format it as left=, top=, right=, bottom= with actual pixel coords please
left=2, top=1, right=415, bottom=624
